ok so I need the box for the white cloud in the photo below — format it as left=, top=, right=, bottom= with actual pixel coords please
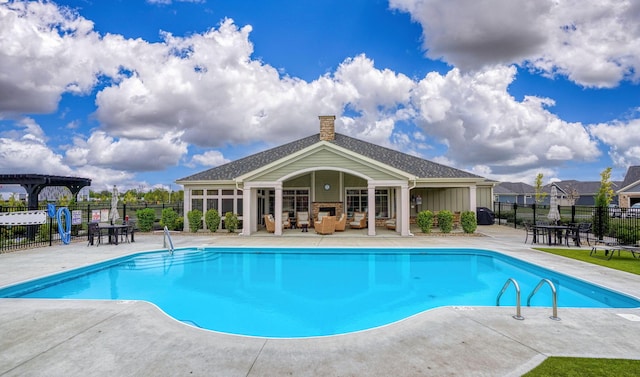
left=589, top=119, right=640, bottom=167
left=410, top=66, right=601, bottom=175
left=1, top=0, right=638, bottom=187
left=0, top=1, right=119, bottom=113
left=389, top=0, right=640, bottom=87
left=189, top=150, right=230, bottom=168
left=65, top=131, right=188, bottom=171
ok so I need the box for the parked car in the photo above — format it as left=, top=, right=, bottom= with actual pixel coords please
left=591, top=204, right=622, bottom=218
left=626, top=203, right=640, bottom=218
left=608, top=204, right=622, bottom=218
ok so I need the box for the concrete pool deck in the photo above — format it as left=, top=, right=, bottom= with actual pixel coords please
left=1, top=225, right=640, bottom=376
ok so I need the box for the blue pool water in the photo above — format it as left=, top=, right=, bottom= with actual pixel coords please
left=1, top=247, right=638, bottom=338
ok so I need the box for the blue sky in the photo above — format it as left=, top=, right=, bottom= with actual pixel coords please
left=1, top=0, right=640, bottom=194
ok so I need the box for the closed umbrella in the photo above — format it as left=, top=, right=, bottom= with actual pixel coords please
left=547, top=185, right=561, bottom=224
left=109, top=185, right=120, bottom=224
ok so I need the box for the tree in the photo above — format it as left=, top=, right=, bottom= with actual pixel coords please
left=594, top=167, right=614, bottom=207
left=593, top=167, right=614, bottom=240
left=6, top=194, right=26, bottom=209
left=122, top=190, right=139, bottom=204
left=534, top=173, right=547, bottom=204
left=566, top=184, right=580, bottom=205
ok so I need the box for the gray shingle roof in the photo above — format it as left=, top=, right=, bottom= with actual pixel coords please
left=550, top=180, right=622, bottom=194
left=178, top=133, right=483, bottom=182
left=621, top=166, right=640, bottom=189
left=494, top=182, right=535, bottom=194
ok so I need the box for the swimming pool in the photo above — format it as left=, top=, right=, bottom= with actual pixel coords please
left=1, top=247, right=638, bottom=337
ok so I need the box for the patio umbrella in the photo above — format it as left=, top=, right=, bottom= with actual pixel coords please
left=547, top=185, right=561, bottom=224
left=109, top=185, right=120, bottom=224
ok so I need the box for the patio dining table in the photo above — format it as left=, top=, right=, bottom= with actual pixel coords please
left=97, top=223, right=130, bottom=245
left=533, top=224, right=580, bottom=247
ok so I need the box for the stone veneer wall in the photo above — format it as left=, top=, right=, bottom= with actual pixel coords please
left=319, top=115, right=336, bottom=141
left=311, top=202, right=343, bottom=221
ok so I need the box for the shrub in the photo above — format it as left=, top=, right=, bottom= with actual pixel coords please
left=136, top=208, right=156, bottom=232
left=224, top=212, right=238, bottom=233
left=416, top=210, right=434, bottom=233
left=187, top=210, right=203, bottom=233
left=205, top=209, right=221, bottom=233
left=438, top=210, right=454, bottom=233
left=614, top=223, right=640, bottom=245
left=174, top=216, right=184, bottom=231
left=36, top=223, right=51, bottom=242
left=461, top=211, right=477, bottom=233
left=160, top=208, right=178, bottom=230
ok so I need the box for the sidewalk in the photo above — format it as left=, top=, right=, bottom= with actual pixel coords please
left=1, top=225, right=639, bottom=376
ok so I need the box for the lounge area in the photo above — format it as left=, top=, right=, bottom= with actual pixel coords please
left=262, top=211, right=372, bottom=235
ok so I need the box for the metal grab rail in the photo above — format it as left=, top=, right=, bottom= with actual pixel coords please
left=496, top=278, right=524, bottom=320
left=526, top=278, right=561, bottom=321
left=163, top=226, right=175, bottom=255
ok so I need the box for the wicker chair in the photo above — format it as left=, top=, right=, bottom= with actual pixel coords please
left=264, top=214, right=275, bottom=233
left=349, top=212, right=367, bottom=229
left=335, top=213, right=347, bottom=231
left=314, top=215, right=336, bottom=235
left=385, top=217, right=396, bottom=230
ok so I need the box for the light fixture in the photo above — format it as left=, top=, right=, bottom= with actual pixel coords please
left=324, top=184, right=331, bottom=191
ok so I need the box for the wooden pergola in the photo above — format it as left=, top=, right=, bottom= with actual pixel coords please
left=0, top=174, right=91, bottom=209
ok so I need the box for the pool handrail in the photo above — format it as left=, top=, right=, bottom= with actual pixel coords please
left=526, top=278, right=561, bottom=321
left=163, top=226, right=175, bottom=255
left=496, top=278, right=524, bottom=320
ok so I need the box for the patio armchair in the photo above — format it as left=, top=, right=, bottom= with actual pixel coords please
left=314, top=215, right=336, bottom=235
left=297, top=211, right=310, bottom=231
left=350, top=212, right=367, bottom=229
left=282, top=211, right=291, bottom=229
left=385, top=217, right=396, bottom=230
left=316, top=211, right=330, bottom=222
left=335, top=213, right=347, bottom=231
left=264, top=214, right=275, bottom=233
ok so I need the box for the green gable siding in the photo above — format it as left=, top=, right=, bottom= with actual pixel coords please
left=251, top=149, right=404, bottom=182
left=344, top=174, right=367, bottom=187
left=314, top=170, right=340, bottom=201
left=284, top=174, right=311, bottom=187
left=410, top=187, right=470, bottom=216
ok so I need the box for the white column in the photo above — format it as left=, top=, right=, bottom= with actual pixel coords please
left=242, top=187, right=251, bottom=236
left=400, top=184, right=410, bottom=236
left=470, top=185, right=477, bottom=212
left=367, top=184, right=376, bottom=236
left=183, top=188, right=192, bottom=231
left=274, top=183, right=283, bottom=236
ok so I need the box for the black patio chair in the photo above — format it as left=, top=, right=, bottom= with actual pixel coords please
left=87, top=222, right=102, bottom=246
left=577, top=223, right=593, bottom=246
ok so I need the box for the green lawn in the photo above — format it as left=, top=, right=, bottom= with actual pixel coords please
left=523, top=357, right=640, bottom=376
left=522, top=249, right=640, bottom=375
left=534, top=247, right=640, bottom=275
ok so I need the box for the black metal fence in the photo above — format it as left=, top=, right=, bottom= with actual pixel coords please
left=493, top=202, right=640, bottom=244
left=0, top=202, right=183, bottom=253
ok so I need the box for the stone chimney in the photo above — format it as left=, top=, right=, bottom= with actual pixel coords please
left=319, top=115, right=336, bottom=141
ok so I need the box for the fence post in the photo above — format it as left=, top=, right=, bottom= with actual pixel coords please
left=532, top=203, right=537, bottom=224
left=571, top=205, right=576, bottom=224
left=49, top=215, right=53, bottom=246
left=513, top=203, right=518, bottom=228
left=123, top=203, right=127, bottom=220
